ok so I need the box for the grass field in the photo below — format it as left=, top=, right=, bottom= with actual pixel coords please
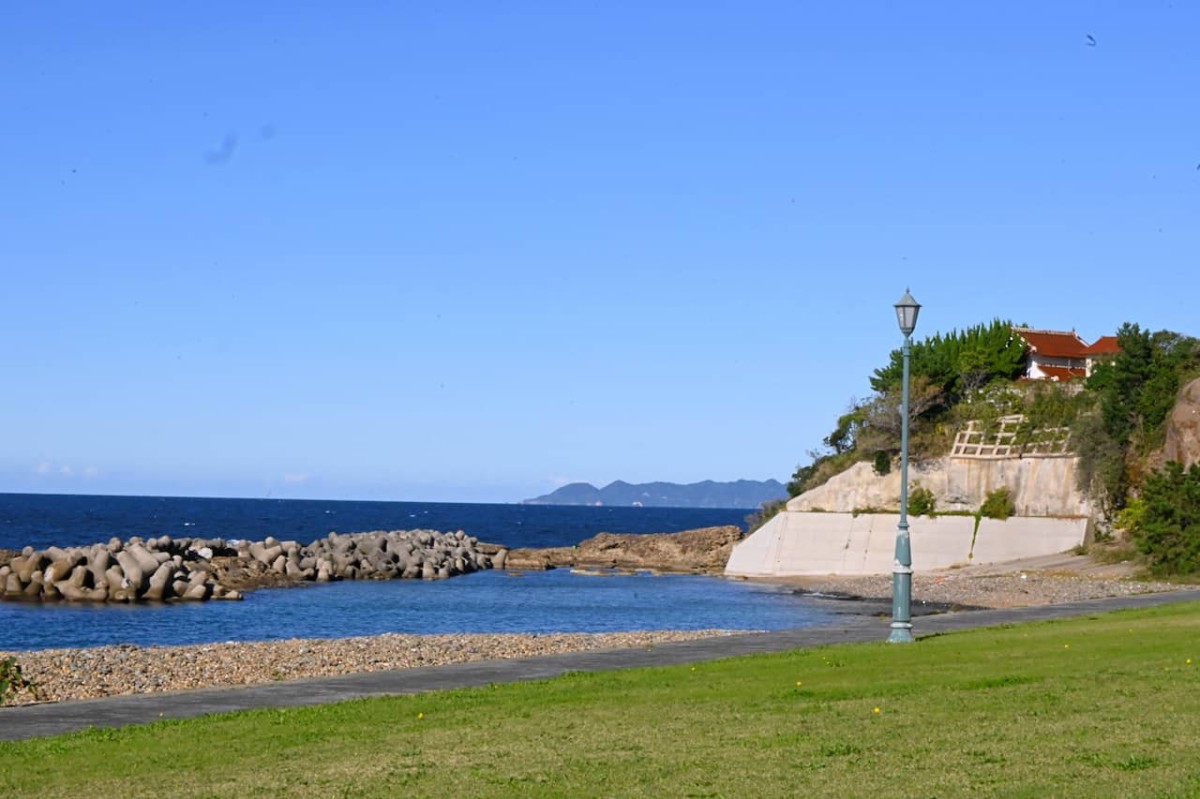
left=3, top=603, right=1200, bottom=798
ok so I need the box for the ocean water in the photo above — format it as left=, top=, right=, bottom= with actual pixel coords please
left=0, top=493, right=838, bottom=651
left=0, top=493, right=755, bottom=552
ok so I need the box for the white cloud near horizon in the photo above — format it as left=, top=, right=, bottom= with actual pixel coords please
left=32, top=461, right=101, bottom=479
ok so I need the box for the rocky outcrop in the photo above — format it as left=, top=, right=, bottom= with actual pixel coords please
left=790, top=457, right=1091, bottom=517
left=1159, top=377, right=1200, bottom=468
left=504, top=526, right=742, bottom=573
left=0, top=529, right=496, bottom=603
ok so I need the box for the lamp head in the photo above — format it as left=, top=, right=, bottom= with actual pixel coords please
left=894, top=289, right=921, bottom=336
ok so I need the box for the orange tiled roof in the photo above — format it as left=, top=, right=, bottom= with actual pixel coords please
left=1082, top=336, right=1121, bottom=356
left=1012, top=327, right=1089, bottom=359
left=1037, top=365, right=1087, bottom=381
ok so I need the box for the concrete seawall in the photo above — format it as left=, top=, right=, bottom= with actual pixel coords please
left=725, top=512, right=1091, bottom=577
left=790, top=457, right=1091, bottom=517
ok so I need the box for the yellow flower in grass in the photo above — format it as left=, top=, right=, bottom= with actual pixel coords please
left=873, top=707, right=881, bottom=715
left=417, top=712, right=424, bottom=720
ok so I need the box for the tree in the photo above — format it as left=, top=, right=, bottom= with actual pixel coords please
left=786, top=462, right=817, bottom=498
left=823, top=404, right=867, bottom=455
left=1136, top=462, right=1200, bottom=575
left=870, top=319, right=1024, bottom=401
left=854, top=376, right=945, bottom=455
left=1076, top=323, right=1200, bottom=514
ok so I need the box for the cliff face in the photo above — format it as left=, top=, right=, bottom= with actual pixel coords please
left=789, top=457, right=1090, bottom=517
left=787, top=376, right=1200, bottom=521
left=1159, top=376, right=1200, bottom=468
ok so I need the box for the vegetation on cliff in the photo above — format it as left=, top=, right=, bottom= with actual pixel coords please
left=785, top=320, right=1200, bottom=571
left=788, top=319, right=1053, bottom=498
left=1132, top=461, right=1200, bottom=575
left=1070, top=324, right=1198, bottom=517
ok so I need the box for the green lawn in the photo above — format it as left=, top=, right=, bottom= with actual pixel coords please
left=4, top=604, right=1200, bottom=798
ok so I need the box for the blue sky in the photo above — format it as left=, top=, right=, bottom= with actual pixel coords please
left=2, top=1, right=1197, bottom=503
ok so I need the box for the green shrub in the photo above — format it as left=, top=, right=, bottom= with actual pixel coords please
left=907, top=485, right=937, bottom=517
left=980, top=487, right=1016, bottom=520
left=1115, top=498, right=1147, bottom=534
left=1135, top=461, right=1200, bottom=576
left=745, top=499, right=785, bottom=532
left=788, top=450, right=862, bottom=497
left=0, top=657, right=40, bottom=705
left=873, top=451, right=891, bottom=476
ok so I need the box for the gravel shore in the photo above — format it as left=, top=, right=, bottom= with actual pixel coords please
left=2, top=559, right=1192, bottom=708
left=0, top=630, right=736, bottom=706
left=772, top=570, right=1187, bottom=610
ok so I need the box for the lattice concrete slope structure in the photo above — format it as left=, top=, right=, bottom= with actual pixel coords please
left=791, top=414, right=1091, bottom=518
left=727, top=414, right=1092, bottom=577
left=725, top=512, right=1090, bottom=577
left=950, top=415, right=1070, bottom=459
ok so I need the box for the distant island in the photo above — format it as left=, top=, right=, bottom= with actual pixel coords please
left=522, top=479, right=787, bottom=509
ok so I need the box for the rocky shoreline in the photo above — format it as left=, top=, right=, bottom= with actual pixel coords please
left=502, top=526, right=741, bottom=573
left=0, top=526, right=743, bottom=605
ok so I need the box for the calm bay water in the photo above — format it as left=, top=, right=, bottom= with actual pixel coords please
left=0, top=493, right=838, bottom=651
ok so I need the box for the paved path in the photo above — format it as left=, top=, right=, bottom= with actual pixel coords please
left=4, top=588, right=1200, bottom=742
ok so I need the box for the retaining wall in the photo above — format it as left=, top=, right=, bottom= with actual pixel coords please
left=790, top=457, right=1091, bottom=517
left=725, top=512, right=1091, bottom=577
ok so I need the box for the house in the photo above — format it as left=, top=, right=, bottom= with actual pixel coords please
left=1081, top=336, right=1121, bottom=376
left=1012, top=327, right=1121, bottom=382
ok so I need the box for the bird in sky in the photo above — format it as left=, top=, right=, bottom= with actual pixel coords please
left=204, top=133, right=238, bottom=166
left=1085, top=34, right=1097, bottom=46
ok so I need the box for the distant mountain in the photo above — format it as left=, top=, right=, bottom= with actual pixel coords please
left=523, top=479, right=787, bottom=509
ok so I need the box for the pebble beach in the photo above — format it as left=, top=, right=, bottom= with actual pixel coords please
left=779, top=569, right=1186, bottom=610
left=0, top=630, right=736, bottom=706
left=1, top=561, right=1191, bottom=708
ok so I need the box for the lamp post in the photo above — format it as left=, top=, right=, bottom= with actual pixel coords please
left=889, top=289, right=921, bottom=644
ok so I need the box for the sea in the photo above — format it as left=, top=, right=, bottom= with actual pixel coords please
left=0, top=493, right=839, bottom=651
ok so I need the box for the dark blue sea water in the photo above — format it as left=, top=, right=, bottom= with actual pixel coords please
left=0, top=493, right=753, bottom=552
left=0, top=493, right=838, bottom=651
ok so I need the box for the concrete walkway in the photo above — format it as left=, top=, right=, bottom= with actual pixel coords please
left=4, top=588, right=1200, bottom=742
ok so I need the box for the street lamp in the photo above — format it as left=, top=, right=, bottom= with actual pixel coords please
left=889, top=289, right=921, bottom=644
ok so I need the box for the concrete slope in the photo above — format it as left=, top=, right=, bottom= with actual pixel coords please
left=726, top=512, right=1090, bottom=577
left=791, top=457, right=1091, bottom=517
